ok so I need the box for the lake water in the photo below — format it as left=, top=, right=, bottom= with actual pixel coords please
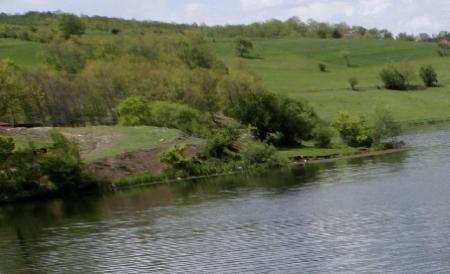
left=1, top=125, right=450, bottom=273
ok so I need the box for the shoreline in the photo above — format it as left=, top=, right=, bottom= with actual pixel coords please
left=114, top=146, right=409, bottom=191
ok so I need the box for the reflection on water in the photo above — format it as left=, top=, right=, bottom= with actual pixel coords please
left=2, top=125, right=450, bottom=273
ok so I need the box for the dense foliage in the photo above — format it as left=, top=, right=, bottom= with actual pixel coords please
left=419, top=65, right=438, bottom=87
left=0, top=131, right=102, bottom=203
left=379, top=64, right=416, bottom=90
left=333, top=112, right=373, bottom=148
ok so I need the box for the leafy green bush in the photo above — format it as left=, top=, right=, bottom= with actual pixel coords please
left=202, top=127, right=240, bottom=159
left=149, top=101, right=209, bottom=135
left=313, top=126, right=334, bottom=148
left=419, top=65, right=438, bottom=87
left=224, top=82, right=316, bottom=145
left=41, top=130, right=97, bottom=193
left=333, top=112, right=373, bottom=147
left=58, top=14, right=86, bottom=39
left=371, top=107, right=401, bottom=145
left=117, top=97, right=209, bottom=135
left=235, top=38, right=253, bottom=57
left=379, top=64, right=415, bottom=90
left=318, top=63, right=327, bottom=72
left=117, top=96, right=151, bottom=126
left=241, top=141, right=285, bottom=167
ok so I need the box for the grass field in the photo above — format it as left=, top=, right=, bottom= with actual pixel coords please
left=214, top=38, right=450, bottom=123
left=0, top=39, right=42, bottom=67
left=2, top=126, right=203, bottom=162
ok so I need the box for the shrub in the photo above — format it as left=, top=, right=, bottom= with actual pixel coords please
left=333, top=112, right=373, bottom=147
left=117, top=96, right=151, bottom=126
left=41, top=130, right=85, bottom=193
left=379, top=64, right=415, bottom=90
left=224, top=83, right=317, bottom=145
left=149, top=101, right=209, bottom=136
left=58, top=14, right=86, bottom=39
left=371, top=107, right=401, bottom=145
left=235, top=38, right=253, bottom=57
left=160, top=144, right=190, bottom=170
left=419, top=65, right=438, bottom=87
left=111, top=28, right=120, bottom=35
left=313, top=126, right=334, bottom=148
left=318, top=63, right=327, bottom=72
left=241, top=140, right=285, bottom=167
left=348, top=77, right=359, bottom=91
left=202, top=127, right=240, bottom=159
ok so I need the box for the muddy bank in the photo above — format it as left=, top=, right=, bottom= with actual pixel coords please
left=86, top=144, right=203, bottom=181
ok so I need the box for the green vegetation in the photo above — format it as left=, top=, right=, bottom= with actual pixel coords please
left=420, top=65, right=438, bottom=87
left=0, top=131, right=105, bottom=203
left=0, top=11, right=438, bottom=202
left=235, top=38, right=253, bottom=57
left=213, top=38, right=450, bottom=123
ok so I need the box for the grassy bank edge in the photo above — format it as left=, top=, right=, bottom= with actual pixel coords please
left=113, top=146, right=408, bottom=191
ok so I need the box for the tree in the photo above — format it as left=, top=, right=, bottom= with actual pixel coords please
left=333, top=112, right=373, bottom=147
left=379, top=64, right=416, bottom=90
left=58, top=14, right=86, bottom=39
left=116, top=96, right=151, bottom=126
left=419, top=65, right=438, bottom=87
left=235, top=38, right=253, bottom=57
left=371, top=107, right=400, bottom=145
left=348, top=77, right=359, bottom=91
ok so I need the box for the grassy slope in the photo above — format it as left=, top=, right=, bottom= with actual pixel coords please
left=0, top=39, right=42, bottom=67
left=215, top=38, right=450, bottom=123
left=3, top=126, right=203, bottom=162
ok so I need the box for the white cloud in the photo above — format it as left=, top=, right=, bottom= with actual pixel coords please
left=288, top=1, right=355, bottom=22
left=358, top=0, right=391, bottom=15
left=405, top=15, right=441, bottom=33
left=240, top=0, right=284, bottom=9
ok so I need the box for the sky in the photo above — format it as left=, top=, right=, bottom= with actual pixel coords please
left=1, top=0, right=449, bottom=34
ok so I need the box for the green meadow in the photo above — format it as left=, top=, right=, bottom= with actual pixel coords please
left=215, top=38, right=450, bottom=124
left=0, top=38, right=42, bottom=67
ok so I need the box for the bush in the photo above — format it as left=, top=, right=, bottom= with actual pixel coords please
left=371, top=107, right=401, bottom=145
left=41, top=130, right=86, bottom=193
left=58, top=14, right=86, bottom=39
left=333, top=112, right=373, bottom=147
left=111, top=28, right=120, bottom=35
left=117, top=96, right=151, bottom=126
left=202, top=127, right=240, bottom=159
left=224, top=82, right=317, bottom=145
left=419, top=65, right=438, bottom=87
left=379, top=64, right=415, bottom=90
left=348, top=77, right=358, bottom=91
left=116, top=97, right=209, bottom=135
left=313, top=126, right=334, bottom=148
left=318, top=63, right=327, bottom=72
left=149, top=101, right=209, bottom=135
left=235, top=38, right=253, bottom=57
left=241, top=140, right=285, bottom=167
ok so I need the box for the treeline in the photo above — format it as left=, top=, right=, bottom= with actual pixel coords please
left=2, top=12, right=450, bottom=43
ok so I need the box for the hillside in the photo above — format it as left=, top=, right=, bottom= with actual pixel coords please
left=214, top=38, right=450, bottom=123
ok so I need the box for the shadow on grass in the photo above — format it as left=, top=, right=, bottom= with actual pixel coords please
left=242, top=55, right=264, bottom=60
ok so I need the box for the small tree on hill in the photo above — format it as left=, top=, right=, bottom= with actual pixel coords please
left=419, top=65, right=438, bottom=87
left=58, top=14, right=86, bottom=40
left=235, top=38, right=253, bottom=57
left=379, top=64, right=416, bottom=90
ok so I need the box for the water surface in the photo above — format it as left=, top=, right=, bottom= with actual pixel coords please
left=1, top=125, right=450, bottom=273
